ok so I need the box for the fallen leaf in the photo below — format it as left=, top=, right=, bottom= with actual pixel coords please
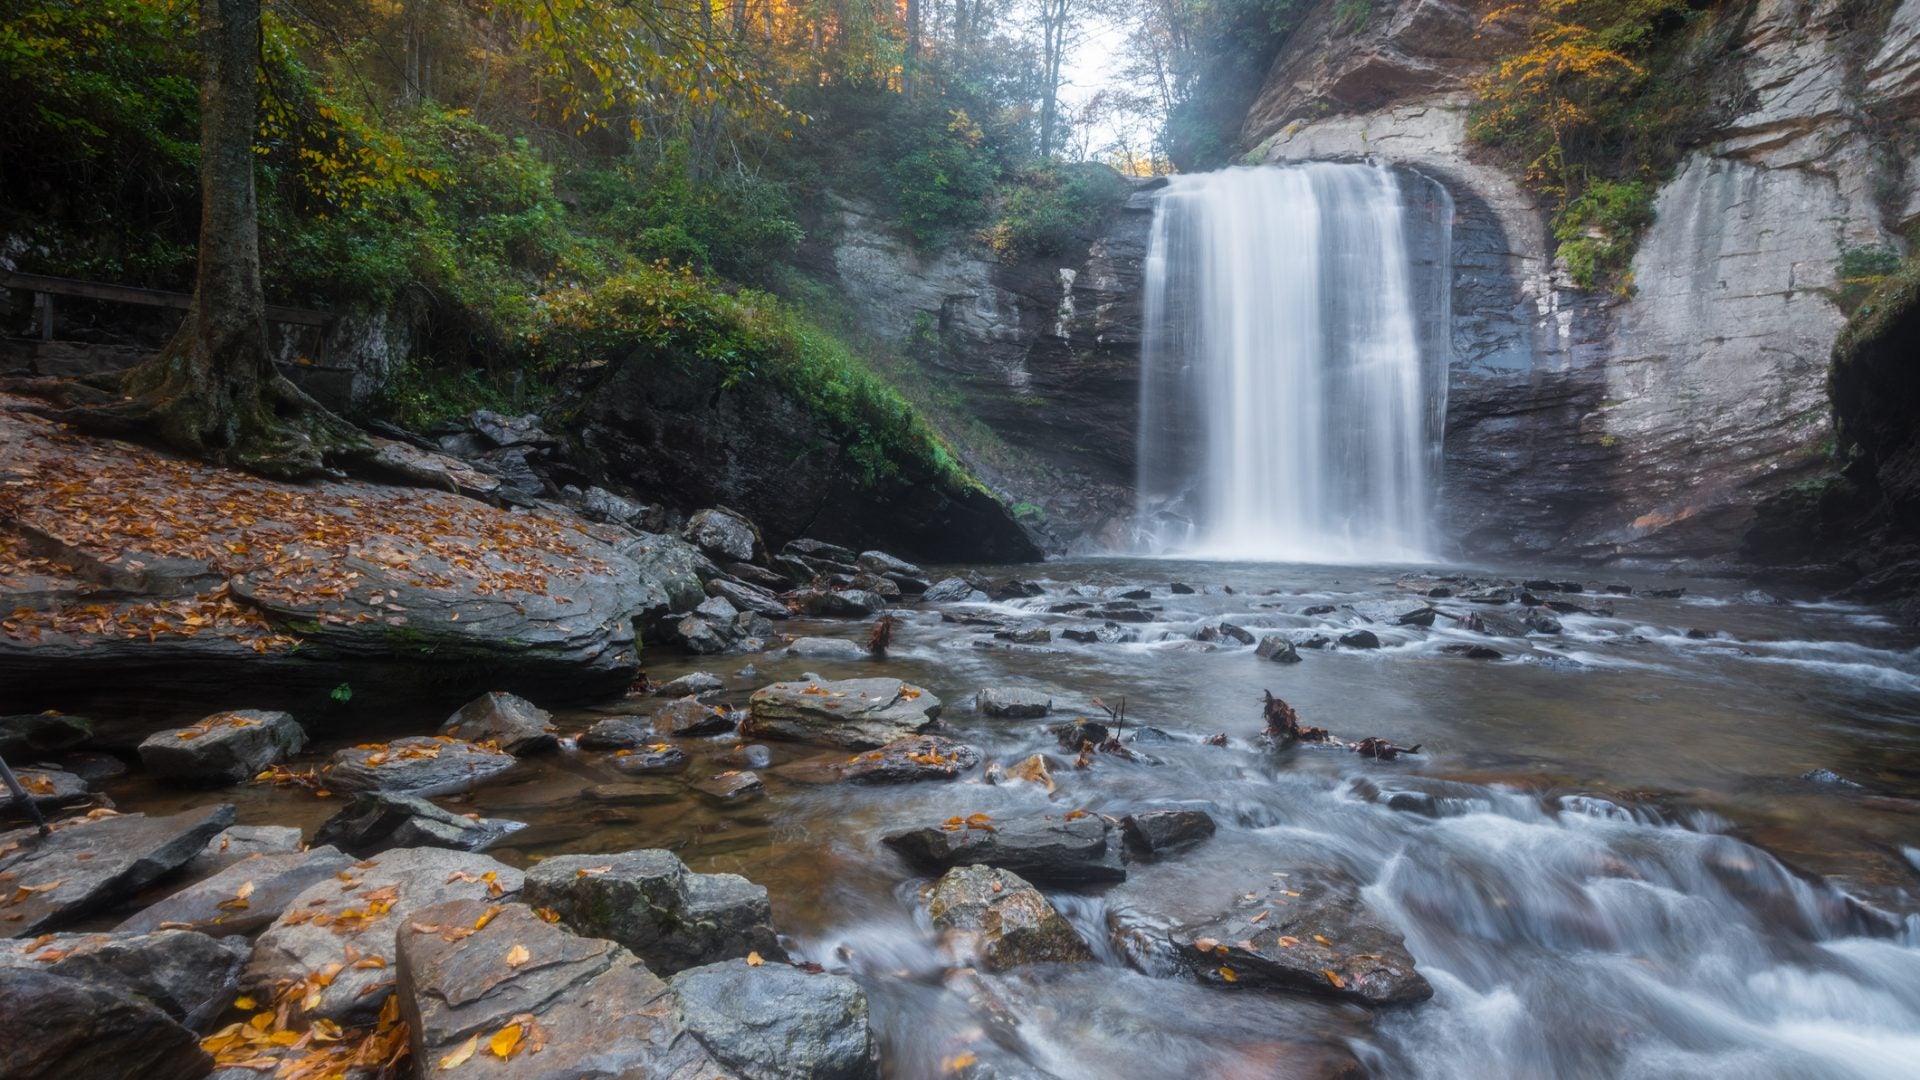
left=746, top=951, right=764, bottom=966
left=440, top=1033, right=479, bottom=1069
left=1323, top=969, right=1346, bottom=990
left=488, top=1022, right=524, bottom=1059
left=1219, top=966, right=1238, bottom=983
left=505, top=944, right=530, bottom=968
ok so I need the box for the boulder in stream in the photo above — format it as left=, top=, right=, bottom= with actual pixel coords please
left=684, top=507, right=764, bottom=565
left=1120, top=809, right=1217, bottom=858
left=326, top=735, right=516, bottom=797
left=0, top=927, right=248, bottom=1031
left=884, top=814, right=1126, bottom=885
left=0, top=967, right=209, bottom=1080
left=398, top=897, right=737, bottom=1080
left=670, top=960, right=880, bottom=1080
left=313, top=792, right=524, bottom=856
left=137, top=709, right=307, bottom=786
left=924, top=864, right=1093, bottom=971
left=842, top=735, right=980, bottom=784
left=747, top=677, right=942, bottom=749
left=654, top=695, right=735, bottom=737
left=441, top=690, right=556, bottom=755
left=1256, top=635, right=1303, bottom=663
left=0, top=803, right=234, bottom=937
left=577, top=715, right=649, bottom=750
left=522, top=850, right=784, bottom=975
left=976, top=687, right=1053, bottom=719
left=243, top=846, right=524, bottom=1024
left=116, top=846, right=355, bottom=938
left=0, top=765, right=89, bottom=812
left=787, top=635, right=873, bottom=660
left=1170, top=869, right=1431, bottom=1006
left=1337, top=630, right=1382, bottom=650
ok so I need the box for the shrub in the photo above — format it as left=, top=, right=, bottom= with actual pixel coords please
left=883, top=108, right=1001, bottom=248
left=1552, top=179, right=1656, bottom=291
left=986, top=165, right=1130, bottom=261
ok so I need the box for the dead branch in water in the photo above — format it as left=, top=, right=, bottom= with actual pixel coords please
left=867, top=613, right=897, bottom=658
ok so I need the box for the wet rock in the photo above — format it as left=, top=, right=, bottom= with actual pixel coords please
left=1117, top=588, right=1153, bottom=601
left=1215, top=622, right=1256, bottom=645
left=715, top=743, right=775, bottom=769
left=0, top=967, right=209, bottom=1080
left=1302, top=605, right=1338, bottom=617
left=747, top=677, right=942, bottom=749
left=786, top=537, right=858, bottom=564
left=398, top=897, right=735, bottom=1080
left=0, top=803, right=233, bottom=937
left=327, top=736, right=516, bottom=797
left=0, top=928, right=247, bottom=1031
left=56, top=752, right=125, bottom=785
left=997, top=754, right=1057, bottom=794
left=709, top=576, right=790, bottom=620
left=921, top=577, right=978, bottom=603
left=0, top=712, right=92, bottom=758
left=1170, top=869, right=1430, bottom=1006
left=859, top=549, right=923, bottom=577
left=1256, top=636, right=1303, bottom=663
left=1426, top=587, right=1453, bottom=598
left=1649, top=587, right=1686, bottom=599
left=442, top=691, right=556, bottom=755
left=522, top=850, right=783, bottom=975
left=678, top=595, right=744, bottom=655
left=1050, top=718, right=1109, bottom=752
left=1060, top=622, right=1138, bottom=645
left=1524, top=611, right=1564, bottom=635
left=1741, top=589, right=1786, bottom=606
left=571, top=484, right=659, bottom=530
left=1120, top=810, right=1216, bottom=858
left=977, top=688, right=1053, bottom=718
left=842, top=735, right=980, bottom=784
left=0, top=765, right=89, bottom=811
left=1297, top=635, right=1333, bottom=649
left=1686, top=628, right=1716, bottom=640
left=1523, top=580, right=1582, bottom=593
left=609, top=745, right=689, bottom=774
left=991, top=580, right=1046, bottom=600
left=1441, top=644, right=1504, bottom=660
left=577, top=716, right=649, bottom=750
left=670, top=960, right=879, bottom=1080
left=924, top=864, right=1092, bottom=970
left=1802, top=768, right=1863, bottom=788
left=137, top=709, right=307, bottom=786
left=244, top=847, right=524, bottom=1024
left=657, top=671, right=726, bottom=697
left=581, top=779, right=683, bottom=804
left=787, top=587, right=886, bottom=617
left=1086, top=605, right=1155, bottom=623
left=883, top=814, right=1127, bottom=885
left=654, top=695, right=735, bottom=737
left=684, top=507, right=764, bottom=565
left=1603, top=583, right=1634, bottom=595
left=1169, top=582, right=1196, bottom=594
left=1337, top=630, right=1381, bottom=650
left=787, top=636, right=873, bottom=660
left=313, top=792, right=524, bottom=857
left=117, top=847, right=355, bottom=937
left=994, top=625, right=1053, bottom=644
left=692, top=770, right=765, bottom=803
left=1127, top=726, right=1177, bottom=745
left=1395, top=607, right=1438, bottom=628
left=180, top=824, right=303, bottom=880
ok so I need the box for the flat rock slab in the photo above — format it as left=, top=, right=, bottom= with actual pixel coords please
left=670, top=960, right=879, bottom=1080
left=580, top=780, right=684, bottom=805
left=117, top=846, right=355, bottom=938
left=327, top=736, right=516, bottom=797
left=609, top=745, right=689, bottom=774
left=138, top=709, right=307, bottom=787
left=0, top=966, right=210, bottom=1080
left=747, top=677, right=942, bottom=750
left=924, top=865, right=1092, bottom=971
left=691, top=770, right=765, bottom=803
left=522, top=850, right=782, bottom=976
left=785, top=636, right=872, bottom=660
left=577, top=717, right=649, bottom=750
left=976, top=688, right=1053, bottom=719
left=0, top=928, right=247, bottom=1030
left=442, top=691, right=557, bottom=755
left=842, top=735, right=980, bottom=784
left=183, top=824, right=305, bottom=881
left=1170, top=869, right=1431, bottom=1006
left=884, top=814, right=1126, bottom=885
left=244, top=846, right=524, bottom=1024
left=1121, top=809, right=1217, bottom=858
left=314, top=792, right=524, bottom=857
left=655, top=696, right=735, bottom=736
left=656, top=672, right=725, bottom=697
left=0, top=765, right=89, bottom=811
left=0, top=804, right=234, bottom=937
left=399, top=897, right=736, bottom=1080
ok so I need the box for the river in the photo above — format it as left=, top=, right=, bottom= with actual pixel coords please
left=107, top=558, right=1920, bottom=1078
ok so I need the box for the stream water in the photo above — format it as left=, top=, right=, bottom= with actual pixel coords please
left=108, top=559, right=1920, bottom=1078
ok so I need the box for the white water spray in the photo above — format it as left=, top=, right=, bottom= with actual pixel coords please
left=1135, top=163, right=1451, bottom=562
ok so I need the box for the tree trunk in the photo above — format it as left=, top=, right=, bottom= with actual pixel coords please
left=106, top=0, right=365, bottom=478
left=904, top=0, right=920, bottom=97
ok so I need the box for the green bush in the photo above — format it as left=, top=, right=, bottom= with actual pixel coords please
left=532, top=264, right=975, bottom=490
left=1552, top=179, right=1656, bottom=291
left=986, top=165, right=1130, bottom=261
left=567, top=141, right=804, bottom=284
left=883, top=108, right=1001, bottom=248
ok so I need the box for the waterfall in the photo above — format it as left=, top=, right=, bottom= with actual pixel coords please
left=1134, top=163, right=1452, bottom=562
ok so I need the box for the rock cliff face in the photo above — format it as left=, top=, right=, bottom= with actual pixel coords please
left=832, top=0, right=1920, bottom=567
left=1243, top=0, right=1919, bottom=565
left=823, top=178, right=1155, bottom=553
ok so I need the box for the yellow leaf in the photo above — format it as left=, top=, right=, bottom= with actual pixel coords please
left=746, top=951, right=764, bottom=967
left=489, top=1022, right=524, bottom=1059
left=232, top=995, right=257, bottom=1010
left=505, top=944, right=530, bottom=968
left=1219, top=966, right=1238, bottom=983
left=1323, top=968, right=1346, bottom=990
left=440, top=1033, right=479, bottom=1069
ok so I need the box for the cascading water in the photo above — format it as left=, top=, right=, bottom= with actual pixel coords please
left=1135, top=163, right=1452, bottom=562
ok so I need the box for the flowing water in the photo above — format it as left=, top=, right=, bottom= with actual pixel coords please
left=109, top=560, right=1920, bottom=1079
left=1135, top=165, right=1451, bottom=561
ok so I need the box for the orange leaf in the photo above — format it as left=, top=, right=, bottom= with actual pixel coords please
left=488, top=1022, right=524, bottom=1059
